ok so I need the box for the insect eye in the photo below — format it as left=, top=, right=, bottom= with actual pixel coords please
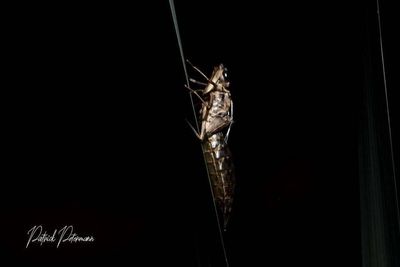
left=223, top=69, right=228, bottom=79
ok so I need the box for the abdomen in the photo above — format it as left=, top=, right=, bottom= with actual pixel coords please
left=202, top=132, right=235, bottom=230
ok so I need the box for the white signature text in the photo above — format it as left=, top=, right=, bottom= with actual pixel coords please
left=26, top=225, right=95, bottom=248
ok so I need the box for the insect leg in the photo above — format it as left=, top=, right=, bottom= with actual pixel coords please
left=186, top=60, right=211, bottom=81
left=224, top=100, right=234, bottom=144
left=186, top=119, right=202, bottom=140
left=187, top=60, right=219, bottom=89
left=230, top=99, right=233, bottom=121
left=189, top=78, right=208, bottom=86
left=184, top=85, right=206, bottom=104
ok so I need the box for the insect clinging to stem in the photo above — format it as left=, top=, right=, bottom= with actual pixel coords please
left=185, top=60, right=235, bottom=230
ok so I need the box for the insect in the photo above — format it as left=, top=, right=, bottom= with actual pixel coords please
left=186, top=60, right=235, bottom=230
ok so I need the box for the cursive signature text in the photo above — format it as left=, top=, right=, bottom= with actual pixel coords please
left=26, top=225, right=95, bottom=248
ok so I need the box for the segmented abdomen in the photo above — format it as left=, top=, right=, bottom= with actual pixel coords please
left=202, top=132, right=235, bottom=230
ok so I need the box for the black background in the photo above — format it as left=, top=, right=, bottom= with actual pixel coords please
left=2, top=0, right=397, bottom=266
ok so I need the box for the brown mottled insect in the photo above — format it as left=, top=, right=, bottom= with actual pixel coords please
left=186, top=60, right=235, bottom=230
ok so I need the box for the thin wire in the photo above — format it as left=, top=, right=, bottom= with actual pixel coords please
left=168, top=1, right=230, bottom=266
left=376, top=0, right=400, bottom=231
left=168, top=0, right=198, bottom=132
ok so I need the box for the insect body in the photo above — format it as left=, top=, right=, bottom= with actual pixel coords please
left=186, top=61, right=235, bottom=230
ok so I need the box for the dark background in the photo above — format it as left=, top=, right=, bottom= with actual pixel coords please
left=2, top=0, right=397, bottom=266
